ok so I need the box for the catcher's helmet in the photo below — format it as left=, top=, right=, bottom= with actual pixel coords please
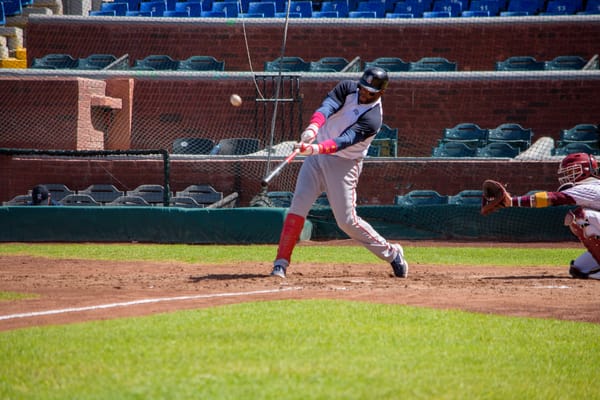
left=558, top=152, right=599, bottom=186
left=359, top=67, right=389, bottom=92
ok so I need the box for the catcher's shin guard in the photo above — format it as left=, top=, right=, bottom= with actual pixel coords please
left=566, top=207, right=600, bottom=265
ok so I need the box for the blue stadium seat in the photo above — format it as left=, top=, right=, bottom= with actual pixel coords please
left=313, top=10, right=339, bottom=16
left=163, top=10, right=190, bottom=16
left=0, top=3, right=6, bottom=25
left=78, top=184, right=125, bottom=204
left=357, top=1, right=386, bottom=17
left=172, top=137, right=217, bottom=154
left=499, top=10, right=529, bottom=15
left=201, top=10, right=226, bottom=16
left=176, top=184, right=223, bottom=205
left=123, top=0, right=141, bottom=11
left=186, top=0, right=213, bottom=11
left=495, top=56, right=545, bottom=71
left=31, top=54, right=79, bottom=69
left=89, top=10, right=117, bottom=15
left=541, top=0, right=579, bottom=15
left=139, top=0, right=167, bottom=16
left=487, top=123, right=532, bottom=151
left=289, top=1, right=312, bottom=17
left=423, top=10, right=451, bottom=17
left=439, top=123, right=488, bottom=148
left=178, top=55, right=225, bottom=70
left=552, top=142, right=600, bottom=156
left=133, top=54, right=179, bottom=70
left=557, top=124, right=600, bottom=147
left=581, top=0, right=600, bottom=14
left=409, top=57, right=457, bottom=71
left=469, top=0, right=503, bottom=16
left=367, top=0, right=395, bottom=13
left=165, top=0, right=177, bottom=10
left=448, top=190, right=484, bottom=206
left=212, top=138, right=261, bottom=155
left=100, top=1, right=129, bottom=15
left=1, top=0, right=22, bottom=16
left=386, top=12, right=415, bottom=17
left=247, top=1, right=276, bottom=16
left=461, top=10, right=490, bottom=16
left=175, top=1, right=202, bottom=15
left=275, top=11, right=302, bottom=17
left=78, top=54, right=119, bottom=70
left=349, top=10, right=376, bottom=17
left=267, top=191, right=294, bottom=207
left=393, top=1, right=425, bottom=17
left=266, top=0, right=286, bottom=12
left=544, top=55, right=587, bottom=70
left=432, top=0, right=462, bottom=16
left=364, top=57, right=410, bottom=71
left=212, top=1, right=240, bottom=17
left=309, top=57, right=352, bottom=72
left=507, top=0, right=540, bottom=15
left=320, top=0, right=349, bottom=17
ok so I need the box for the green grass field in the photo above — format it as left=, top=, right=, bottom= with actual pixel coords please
left=1, top=243, right=597, bottom=400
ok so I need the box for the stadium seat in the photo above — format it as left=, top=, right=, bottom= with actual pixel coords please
left=394, top=190, right=448, bottom=206
left=178, top=55, right=225, bottom=71
left=267, top=191, right=294, bottom=207
left=581, top=0, right=600, bottom=14
left=211, top=1, right=240, bottom=17
left=461, top=10, right=490, bottom=16
left=499, top=10, right=529, bottom=15
left=313, top=10, right=339, bottom=17
left=201, top=10, right=226, bottom=16
left=78, top=54, right=119, bottom=70
left=163, top=10, right=190, bottom=16
left=211, top=138, right=261, bottom=155
left=106, top=195, right=151, bottom=206
left=99, top=1, right=129, bottom=15
left=264, top=56, right=310, bottom=71
left=175, top=184, right=223, bottom=205
left=552, top=142, right=600, bottom=156
left=320, top=0, right=349, bottom=17
left=369, top=123, right=398, bottom=157
left=423, top=10, right=451, bottom=17
left=432, top=0, right=462, bottom=16
left=507, top=0, right=540, bottom=14
left=385, top=12, right=415, bottom=17
left=409, top=57, right=457, bottom=71
left=139, top=1, right=167, bottom=16
left=89, top=10, right=117, bottom=15
left=169, top=196, right=205, bottom=207
left=544, top=55, right=587, bottom=71
left=557, top=124, right=600, bottom=147
left=78, top=184, right=125, bottom=204
left=368, top=0, right=396, bottom=13
left=447, top=189, right=484, bottom=205
left=127, top=184, right=170, bottom=204
left=541, top=0, right=579, bottom=15
left=3, top=194, right=31, bottom=206
left=60, top=194, right=101, bottom=206
left=395, top=0, right=431, bottom=17
left=468, top=0, right=502, bottom=16
left=364, top=57, right=410, bottom=72
left=349, top=10, right=377, bottom=17
left=0, top=3, right=6, bottom=26
left=288, top=0, right=312, bottom=17
left=275, top=11, right=302, bottom=17
left=175, top=1, right=202, bottom=16
left=39, top=183, right=75, bottom=202
left=133, top=54, right=179, bottom=70
left=246, top=1, right=276, bottom=16
left=439, top=123, right=488, bottom=148
left=356, top=1, right=386, bottom=17
left=476, top=142, right=520, bottom=158
left=172, top=137, right=216, bottom=154
left=432, top=141, right=478, bottom=157
left=31, top=54, right=79, bottom=69
left=1, top=0, right=22, bottom=16
left=309, top=57, right=352, bottom=72
left=122, top=0, right=141, bottom=12
left=495, top=56, right=545, bottom=71
left=487, top=123, right=532, bottom=151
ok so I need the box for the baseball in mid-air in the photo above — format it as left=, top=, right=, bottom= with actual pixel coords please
left=230, top=94, right=242, bottom=107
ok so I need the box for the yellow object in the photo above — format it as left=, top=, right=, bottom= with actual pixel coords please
left=0, top=58, right=26, bottom=68
left=15, top=47, right=27, bottom=60
left=532, top=191, right=550, bottom=208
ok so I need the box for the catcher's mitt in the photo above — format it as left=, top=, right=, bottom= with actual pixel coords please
left=481, top=180, right=512, bottom=216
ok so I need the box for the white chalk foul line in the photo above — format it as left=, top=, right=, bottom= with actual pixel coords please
left=0, top=287, right=303, bottom=321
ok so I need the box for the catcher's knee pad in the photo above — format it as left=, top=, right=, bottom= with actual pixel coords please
left=567, top=207, right=600, bottom=265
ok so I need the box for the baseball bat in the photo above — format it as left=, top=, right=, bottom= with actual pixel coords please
left=261, top=148, right=300, bottom=186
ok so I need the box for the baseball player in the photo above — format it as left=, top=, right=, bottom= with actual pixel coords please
left=481, top=152, right=600, bottom=279
left=270, top=67, right=408, bottom=279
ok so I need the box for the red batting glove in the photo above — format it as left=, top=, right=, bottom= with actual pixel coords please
left=295, top=142, right=320, bottom=155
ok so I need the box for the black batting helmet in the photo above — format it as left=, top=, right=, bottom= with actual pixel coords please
left=359, top=67, right=389, bottom=92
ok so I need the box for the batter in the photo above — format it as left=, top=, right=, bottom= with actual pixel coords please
left=271, top=67, right=408, bottom=279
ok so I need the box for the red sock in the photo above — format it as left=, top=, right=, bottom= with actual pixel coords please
left=276, top=213, right=305, bottom=263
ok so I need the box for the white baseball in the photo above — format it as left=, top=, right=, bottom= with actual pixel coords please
left=230, top=94, right=242, bottom=107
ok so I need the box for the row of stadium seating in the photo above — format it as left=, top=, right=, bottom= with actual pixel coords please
left=432, top=123, right=600, bottom=158
left=86, top=0, right=600, bottom=19
left=2, top=183, right=226, bottom=207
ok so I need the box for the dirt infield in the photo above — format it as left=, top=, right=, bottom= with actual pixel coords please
left=1, top=241, right=599, bottom=331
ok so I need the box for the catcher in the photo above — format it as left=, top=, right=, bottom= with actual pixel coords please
left=481, top=152, right=600, bottom=280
